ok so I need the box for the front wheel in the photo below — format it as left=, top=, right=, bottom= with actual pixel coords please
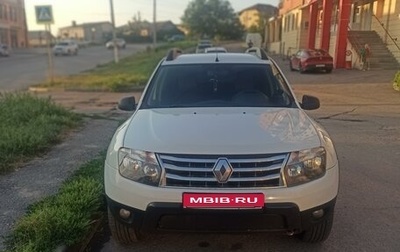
left=299, top=63, right=305, bottom=74
left=108, top=207, right=140, bottom=245
left=289, top=62, right=294, bottom=71
left=325, top=68, right=332, bottom=73
left=298, top=209, right=334, bottom=243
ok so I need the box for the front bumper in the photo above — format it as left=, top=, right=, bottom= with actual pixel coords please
left=105, top=162, right=339, bottom=212
left=107, top=197, right=336, bottom=234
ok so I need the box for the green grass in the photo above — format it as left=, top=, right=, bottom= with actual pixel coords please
left=5, top=158, right=105, bottom=252
left=0, top=92, right=81, bottom=173
left=36, top=41, right=197, bottom=92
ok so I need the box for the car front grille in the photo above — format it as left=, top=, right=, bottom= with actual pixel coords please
left=157, top=153, right=288, bottom=188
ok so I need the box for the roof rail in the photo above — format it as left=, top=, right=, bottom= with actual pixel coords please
left=166, top=48, right=183, bottom=61
left=245, top=47, right=269, bottom=60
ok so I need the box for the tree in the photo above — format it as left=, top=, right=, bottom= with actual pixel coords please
left=181, top=0, right=244, bottom=40
left=248, top=12, right=271, bottom=42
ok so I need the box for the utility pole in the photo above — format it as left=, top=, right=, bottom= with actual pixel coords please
left=153, top=0, right=157, bottom=49
left=109, top=0, right=119, bottom=63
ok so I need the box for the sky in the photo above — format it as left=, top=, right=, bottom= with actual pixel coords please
left=25, top=0, right=279, bottom=32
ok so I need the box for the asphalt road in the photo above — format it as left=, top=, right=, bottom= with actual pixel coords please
left=0, top=44, right=149, bottom=91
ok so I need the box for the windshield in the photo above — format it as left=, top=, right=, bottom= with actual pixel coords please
left=56, top=42, right=69, bottom=46
left=141, top=64, right=295, bottom=109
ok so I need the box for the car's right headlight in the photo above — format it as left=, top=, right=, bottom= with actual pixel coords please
left=118, top=148, right=162, bottom=186
left=284, top=147, right=326, bottom=187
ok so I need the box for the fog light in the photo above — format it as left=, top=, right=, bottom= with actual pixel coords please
left=119, top=209, right=131, bottom=219
left=312, top=209, right=324, bottom=219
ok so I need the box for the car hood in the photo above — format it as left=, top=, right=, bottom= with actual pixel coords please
left=123, top=108, right=321, bottom=155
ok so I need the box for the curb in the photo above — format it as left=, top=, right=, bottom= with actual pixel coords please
left=28, top=86, right=146, bottom=93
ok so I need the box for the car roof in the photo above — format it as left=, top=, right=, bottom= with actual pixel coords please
left=162, top=53, right=272, bottom=66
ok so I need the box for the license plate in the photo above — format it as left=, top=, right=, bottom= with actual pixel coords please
left=316, top=64, right=325, bottom=67
left=182, top=193, right=264, bottom=209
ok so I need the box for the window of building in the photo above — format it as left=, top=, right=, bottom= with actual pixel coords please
left=10, top=7, right=15, bottom=21
left=0, top=28, right=8, bottom=44
left=291, top=14, right=295, bottom=30
left=3, top=5, right=8, bottom=20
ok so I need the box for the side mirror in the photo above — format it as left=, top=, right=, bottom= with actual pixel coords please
left=300, top=95, right=320, bottom=110
left=118, top=96, right=136, bottom=111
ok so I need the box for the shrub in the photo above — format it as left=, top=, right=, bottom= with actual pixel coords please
left=0, top=93, right=81, bottom=172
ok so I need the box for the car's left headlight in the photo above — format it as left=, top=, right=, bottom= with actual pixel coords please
left=284, top=147, right=326, bottom=187
left=118, top=148, right=162, bottom=186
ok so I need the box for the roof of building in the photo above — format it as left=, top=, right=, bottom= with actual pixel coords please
left=238, top=4, right=278, bottom=15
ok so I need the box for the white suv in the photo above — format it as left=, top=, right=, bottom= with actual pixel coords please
left=53, top=41, right=78, bottom=56
left=105, top=49, right=339, bottom=245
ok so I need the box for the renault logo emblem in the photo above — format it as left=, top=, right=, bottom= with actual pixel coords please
left=212, top=158, right=233, bottom=183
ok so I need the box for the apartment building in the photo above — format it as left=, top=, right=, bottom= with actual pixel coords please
left=0, top=0, right=28, bottom=47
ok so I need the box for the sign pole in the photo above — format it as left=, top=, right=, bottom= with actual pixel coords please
left=109, top=0, right=119, bottom=63
left=35, top=5, right=55, bottom=83
left=45, top=24, right=54, bottom=84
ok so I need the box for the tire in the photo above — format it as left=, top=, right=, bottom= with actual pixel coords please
left=108, top=207, right=140, bottom=245
left=299, top=63, right=305, bottom=74
left=325, top=68, right=332, bottom=73
left=289, top=62, right=294, bottom=71
left=298, top=209, right=334, bottom=243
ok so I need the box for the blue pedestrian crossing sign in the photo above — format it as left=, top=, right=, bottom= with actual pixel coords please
left=35, top=5, right=54, bottom=24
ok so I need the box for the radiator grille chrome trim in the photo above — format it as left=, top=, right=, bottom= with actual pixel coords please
left=157, top=153, right=288, bottom=188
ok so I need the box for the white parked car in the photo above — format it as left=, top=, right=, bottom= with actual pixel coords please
left=53, top=41, right=78, bottom=56
left=245, top=47, right=269, bottom=60
left=195, top=40, right=213, bottom=53
left=0, top=44, right=10, bottom=57
left=106, top=38, right=126, bottom=49
left=105, top=49, right=339, bottom=245
left=205, top=47, right=227, bottom=53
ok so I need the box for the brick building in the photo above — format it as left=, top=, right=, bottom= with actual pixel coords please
left=0, top=0, right=28, bottom=48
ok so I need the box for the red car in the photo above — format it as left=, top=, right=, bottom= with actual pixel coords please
left=290, top=49, right=333, bottom=73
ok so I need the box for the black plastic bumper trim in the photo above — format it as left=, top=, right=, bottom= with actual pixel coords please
left=107, top=196, right=336, bottom=234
